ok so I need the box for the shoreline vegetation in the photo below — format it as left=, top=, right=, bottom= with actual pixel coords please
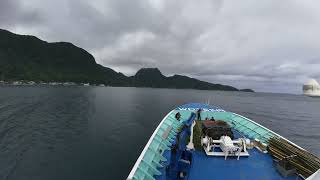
left=0, top=29, right=254, bottom=92
left=0, top=80, right=254, bottom=92
left=0, top=80, right=103, bottom=87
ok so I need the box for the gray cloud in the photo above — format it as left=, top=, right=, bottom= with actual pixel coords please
left=1, top=0, right=320, bottom=93
left=0, top=0, right=42, bottom=28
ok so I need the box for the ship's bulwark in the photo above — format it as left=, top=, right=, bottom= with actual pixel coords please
left=128, top=103, right=320, bottom=180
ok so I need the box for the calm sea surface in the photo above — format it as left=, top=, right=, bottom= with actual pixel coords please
left=0, top=86, right=319, bottom=180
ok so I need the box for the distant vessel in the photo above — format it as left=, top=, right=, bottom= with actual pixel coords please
left=303, top=79, right=320, bottom=97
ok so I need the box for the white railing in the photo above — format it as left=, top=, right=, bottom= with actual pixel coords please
left=232, top=113, right=305, bottom=151
left=127, top=110, right=174, bottom=180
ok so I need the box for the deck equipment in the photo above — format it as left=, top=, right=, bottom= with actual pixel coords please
left=201, top=135, right=250, bottom=160
left=127, top=103, right=320, bottom=180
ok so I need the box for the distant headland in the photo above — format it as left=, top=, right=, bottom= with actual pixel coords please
left=0, top=29, right=254, bottom=92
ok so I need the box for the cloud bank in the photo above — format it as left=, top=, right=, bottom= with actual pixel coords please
left=1, top=0, right=320, bottom=93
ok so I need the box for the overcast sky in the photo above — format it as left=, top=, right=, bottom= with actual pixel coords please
left=1, top=0, right=320, bottom=93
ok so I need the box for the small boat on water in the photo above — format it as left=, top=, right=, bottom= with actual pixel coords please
left=127, top=103, right=320, bottom=180
left=303, top=79, right=320, bottom=97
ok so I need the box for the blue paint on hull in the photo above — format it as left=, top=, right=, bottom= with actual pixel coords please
left=189, top=148, right=296, bottom=180
left=128, top=103, right=311, bottom=180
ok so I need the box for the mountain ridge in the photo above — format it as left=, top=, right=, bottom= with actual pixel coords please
left=0, top=29, right=254, bottom=92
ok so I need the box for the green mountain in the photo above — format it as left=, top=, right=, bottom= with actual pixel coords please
left=0, top=29, right=127, bottom=85
left=129, top=68, right=239, bottom=91
left=240, top=89, right=255, bottom=92
left=0, top=29, right=254, bottom=92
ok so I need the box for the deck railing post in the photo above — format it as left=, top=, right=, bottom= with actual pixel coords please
left=187, top=120, right=196, bottom=150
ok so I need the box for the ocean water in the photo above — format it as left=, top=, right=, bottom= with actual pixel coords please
left=0, top=86, right=319, bottom=180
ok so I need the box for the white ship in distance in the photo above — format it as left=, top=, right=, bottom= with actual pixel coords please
left=303, top=79, right=320, bottom=97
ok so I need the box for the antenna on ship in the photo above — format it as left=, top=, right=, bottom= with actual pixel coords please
left=206, top=98, right=211, bottom=105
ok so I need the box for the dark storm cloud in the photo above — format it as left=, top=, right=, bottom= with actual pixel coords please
left=1, top=0, right=320, bottom=93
